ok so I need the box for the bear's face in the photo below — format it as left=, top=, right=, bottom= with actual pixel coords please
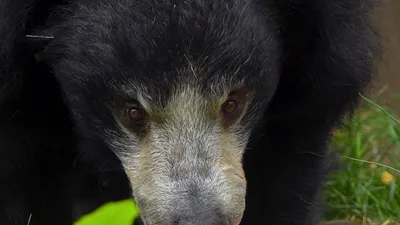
left=110, top=79, right=254, bottom=225
left=40, top=0, right=280, bottom=224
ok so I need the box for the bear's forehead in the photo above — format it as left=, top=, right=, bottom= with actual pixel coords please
left=45, top=0, right=273, bottom=76
left=42, top=0, right=278, bottom=108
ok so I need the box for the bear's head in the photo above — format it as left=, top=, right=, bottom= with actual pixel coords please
left=35, top=0, right=280, bottom=224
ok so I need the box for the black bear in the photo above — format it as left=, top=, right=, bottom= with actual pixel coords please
left=0, top=0, right=380, bottom=224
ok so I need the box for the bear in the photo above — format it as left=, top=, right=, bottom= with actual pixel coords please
left=0, top=0, right=380, bottom=224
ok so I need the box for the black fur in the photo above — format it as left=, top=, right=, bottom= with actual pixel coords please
left=0, top=0, right=380, bottom=225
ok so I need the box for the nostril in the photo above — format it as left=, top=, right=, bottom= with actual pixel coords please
left=171, top=218, right=181, bottom=225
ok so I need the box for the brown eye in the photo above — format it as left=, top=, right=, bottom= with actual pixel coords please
left=126, top=107, right=142, bottom=120
left=222, top=99, right=237, bottom=113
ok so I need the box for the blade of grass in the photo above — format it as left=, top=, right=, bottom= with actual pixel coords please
left=343, top=156, right=400, bottom=173
left=360, top=94, right=400, bottom=124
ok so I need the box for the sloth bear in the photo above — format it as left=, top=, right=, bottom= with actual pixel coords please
left=0, top=0, right=380, bottom=224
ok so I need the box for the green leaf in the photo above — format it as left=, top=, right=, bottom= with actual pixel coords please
left=73, top=199, right=140, bottom=225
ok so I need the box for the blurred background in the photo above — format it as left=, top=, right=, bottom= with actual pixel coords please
left=374, top=0, right=400, bottom=115
left=322, top=0, right=399, bottom=224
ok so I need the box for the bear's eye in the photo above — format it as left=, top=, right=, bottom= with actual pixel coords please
left=221, top=97, right=242, bottom=127
left=127, top=107, right=142, bottom=120
left=220, top=89, right=250, bottom=127
left=222, top=99, right=237, bottom=113
left=123, top=103, right=146, bottom=122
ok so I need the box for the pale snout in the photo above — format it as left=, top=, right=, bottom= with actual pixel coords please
left=168, top=197, right=231, bottom=225
left=137, top=184, right=244, bottom=225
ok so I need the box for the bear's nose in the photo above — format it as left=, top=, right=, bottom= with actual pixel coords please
left=170, top=205, right=230, bottom=225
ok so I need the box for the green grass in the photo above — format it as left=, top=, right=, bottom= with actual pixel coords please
left=323, top=92, right=400, bottom=225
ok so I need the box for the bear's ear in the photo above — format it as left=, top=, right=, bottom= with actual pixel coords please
left=0, top=0, right=59, bottom=104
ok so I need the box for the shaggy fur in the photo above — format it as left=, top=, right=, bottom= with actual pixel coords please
left=0, top=0, right=380, bottom=224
